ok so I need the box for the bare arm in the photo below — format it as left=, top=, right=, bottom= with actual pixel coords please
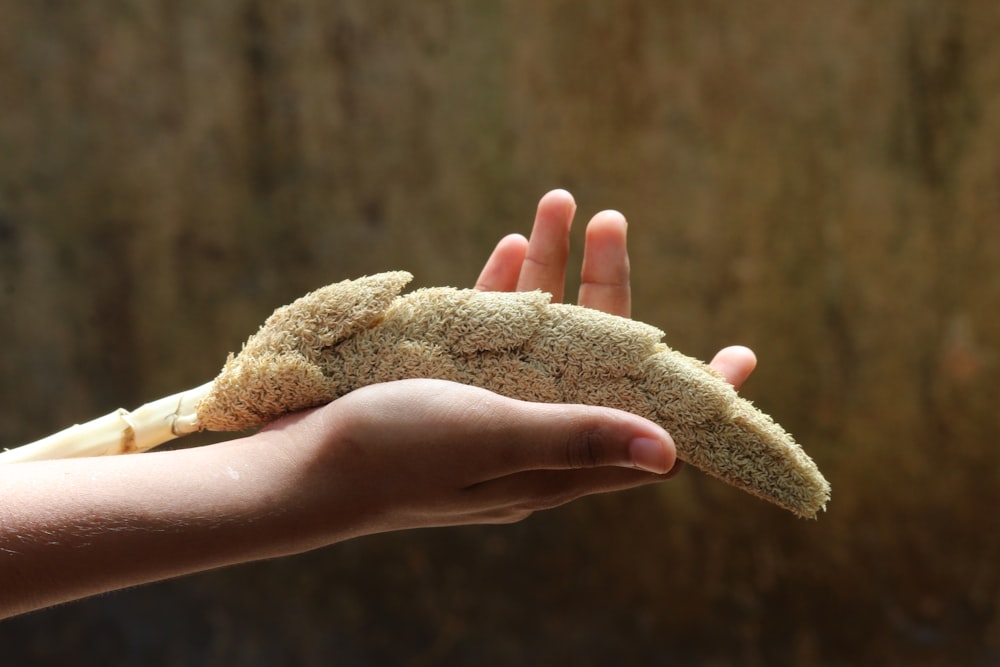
left=0, top=189, right=756, bottom=619
left=0, top=381, right=680, bottom=618
left=1, top=434, right=300, bottom=617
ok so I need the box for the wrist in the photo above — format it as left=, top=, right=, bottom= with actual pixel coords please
left=238, top=408, right=375, bottom=553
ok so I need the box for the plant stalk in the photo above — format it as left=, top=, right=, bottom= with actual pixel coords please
left=0, top=382, right=214, bottom=463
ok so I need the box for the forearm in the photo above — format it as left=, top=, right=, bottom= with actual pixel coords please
left=0, top=433, right=318, bottom=619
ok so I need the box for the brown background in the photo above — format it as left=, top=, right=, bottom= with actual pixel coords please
left=1, top=2, right=998, bottom=665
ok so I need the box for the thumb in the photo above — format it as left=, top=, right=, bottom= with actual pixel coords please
left=483, top=398, right=678, bottom=476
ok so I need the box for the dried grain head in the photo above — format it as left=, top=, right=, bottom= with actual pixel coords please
left=195, top=271, right=830, bottom=518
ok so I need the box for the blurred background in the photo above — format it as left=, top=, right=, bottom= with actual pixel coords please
left=1, top=1, right=998, bottom=664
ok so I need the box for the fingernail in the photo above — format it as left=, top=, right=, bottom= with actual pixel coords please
left=629, top=436, right=672, bottom=474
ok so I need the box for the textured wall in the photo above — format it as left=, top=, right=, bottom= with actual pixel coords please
left=1, top=2, right=998, bottom=664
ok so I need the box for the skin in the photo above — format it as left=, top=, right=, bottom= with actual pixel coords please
left=0, top=189, right=756, bottom=619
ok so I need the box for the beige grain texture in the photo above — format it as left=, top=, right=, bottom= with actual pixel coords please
left=197, top=272, right=830, bottom=518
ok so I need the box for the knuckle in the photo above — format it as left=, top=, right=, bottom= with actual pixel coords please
left=564, top=427, right=608, bottom=469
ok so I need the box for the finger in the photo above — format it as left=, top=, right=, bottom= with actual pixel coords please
left=516, top=189, right=576, bottom=301
left=709, top=345, right=758, bottom=390
left=470, top=396, right=678, bottom=478
left=475, top=233, right=528, bottom=292
left=319, top=380, right=677, bottom=480
left=577, top=210, right=631, bottom=317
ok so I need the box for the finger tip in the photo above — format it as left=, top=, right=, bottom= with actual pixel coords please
left=475, top=234, right=529, bottom=291
left=586, top=210, right=628, bottom=238
left=628, top=431, right=676, bottom=474
left=542, top=188, right=575, bottom=203
left=501, top=232, right=529, bottom=246
left=711, top=345, right=758, bottom=389
left=594, top=209, right=626, bottom=223
left=538, top=189, right=577, bottom=218
left=728, top=345, right=758, bottom=370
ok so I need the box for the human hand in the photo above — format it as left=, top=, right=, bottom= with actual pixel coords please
left=0, top=190, right=758, bottom=619
left=475, top=188, right=632, bottom=316
left=476, top=188, right=757, bottom=389
left=262, top=190, right=756, bottom=547
left=475, top=189, right=756, bottom=485
left=260, top=378, right=678, bottom=547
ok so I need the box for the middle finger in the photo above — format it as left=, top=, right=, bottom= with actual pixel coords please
left=516, top=189, right=576, bottom=301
